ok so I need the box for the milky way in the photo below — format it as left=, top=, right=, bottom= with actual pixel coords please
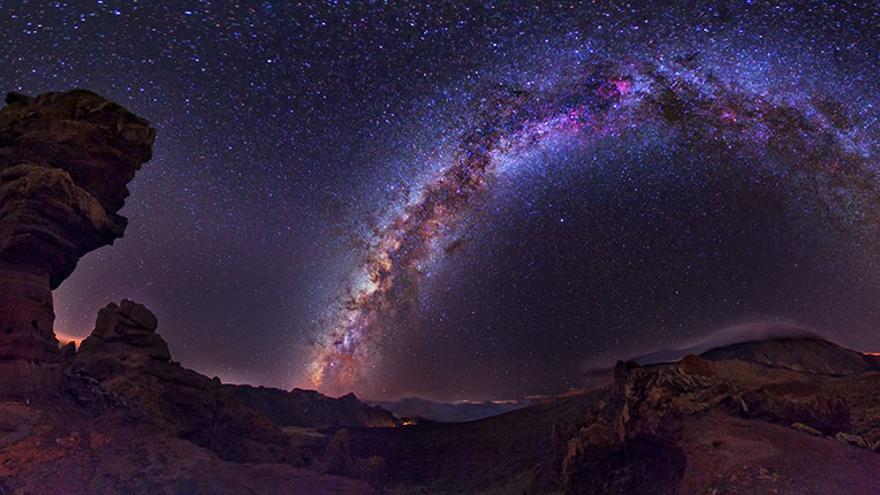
left=3, top=2, right=879, bottom=400
left=309, top=50, right=880, bottom=394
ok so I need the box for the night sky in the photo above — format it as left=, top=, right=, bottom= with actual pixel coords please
left=2, top=1, right=879, bottom=401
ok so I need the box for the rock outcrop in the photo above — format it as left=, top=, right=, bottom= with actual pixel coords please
left=75, top=299, right=171, bottom=375
left=555, top=339, right=880, bottom=494
left=0, top=90, right=154, bottom=395
left=0, top=397, right=377, bottom=495
left=73, top=300, right=301, bottom=464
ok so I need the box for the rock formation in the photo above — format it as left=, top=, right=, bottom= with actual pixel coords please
left=555, top=339, right=880, bottom=494
left=0, top=90, right=154, bottom=395
left=72, top=299, right=399, bottom=466
left=73, top=300, right=301, bottom=464
left=75, top=299, right=171, bottom=375
left=0, top=91, right=396, bottom=491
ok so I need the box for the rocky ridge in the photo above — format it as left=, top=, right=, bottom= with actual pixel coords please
left=700, top=335, right=880, bottom=375
left=555, top=340, right=880, bottom=494
left=70, top=299, right=397, bottom=464
left=227, top=385, right=400, bottom=429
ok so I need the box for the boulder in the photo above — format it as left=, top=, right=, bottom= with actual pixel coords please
left=790, top=422, right=822, bottom=436
left=835, top=432, right=872, bottom=450
left=75, top=300, right=171, bottom=377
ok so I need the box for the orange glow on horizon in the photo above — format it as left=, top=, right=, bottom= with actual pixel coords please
left=55, top=331, right=84, bottom=348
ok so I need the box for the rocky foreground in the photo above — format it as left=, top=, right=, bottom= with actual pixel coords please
left=4, top=319, right=880, bottom=494
left=1, top=90, right=879, bottom=494
left=337, top=337, right=880, bottom=494
left=0, top=298, right=393, bottom=493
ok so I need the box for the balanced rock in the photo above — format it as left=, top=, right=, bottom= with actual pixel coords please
left=75, top=300, right=171, bottom=377
left=0, top=90, right=154, bottom=395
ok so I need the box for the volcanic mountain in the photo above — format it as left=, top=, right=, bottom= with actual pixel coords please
left=700, top=335, right=880, bottom=376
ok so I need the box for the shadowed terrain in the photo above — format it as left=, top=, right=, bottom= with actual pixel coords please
left=338, top=336, right=880, bottom=494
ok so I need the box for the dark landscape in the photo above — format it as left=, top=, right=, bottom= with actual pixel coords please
left=2, top=2, right=880, bottom=494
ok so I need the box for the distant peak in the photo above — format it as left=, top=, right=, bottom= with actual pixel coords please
left=700, top=335, right=879, bottom=376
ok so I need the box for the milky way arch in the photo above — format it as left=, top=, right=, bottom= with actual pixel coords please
left=307, top=55, right=878, bottom=395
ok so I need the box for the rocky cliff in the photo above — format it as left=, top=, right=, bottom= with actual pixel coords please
left=555, top=340, right=880, bottom=494
left=0, top=90, right=154, bottom=395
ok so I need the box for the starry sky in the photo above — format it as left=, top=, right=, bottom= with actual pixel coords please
left=2, top=1, right=879, bottom=401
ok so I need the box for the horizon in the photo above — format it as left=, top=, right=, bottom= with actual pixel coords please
left=54, top=317, right=879, bottom=403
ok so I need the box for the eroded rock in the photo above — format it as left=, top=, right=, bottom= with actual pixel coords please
left=0, top=90, right=154, bottom=396
left=75, top=300, right=171, bottom=377
left=73, top=300, right=301, bottom=464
